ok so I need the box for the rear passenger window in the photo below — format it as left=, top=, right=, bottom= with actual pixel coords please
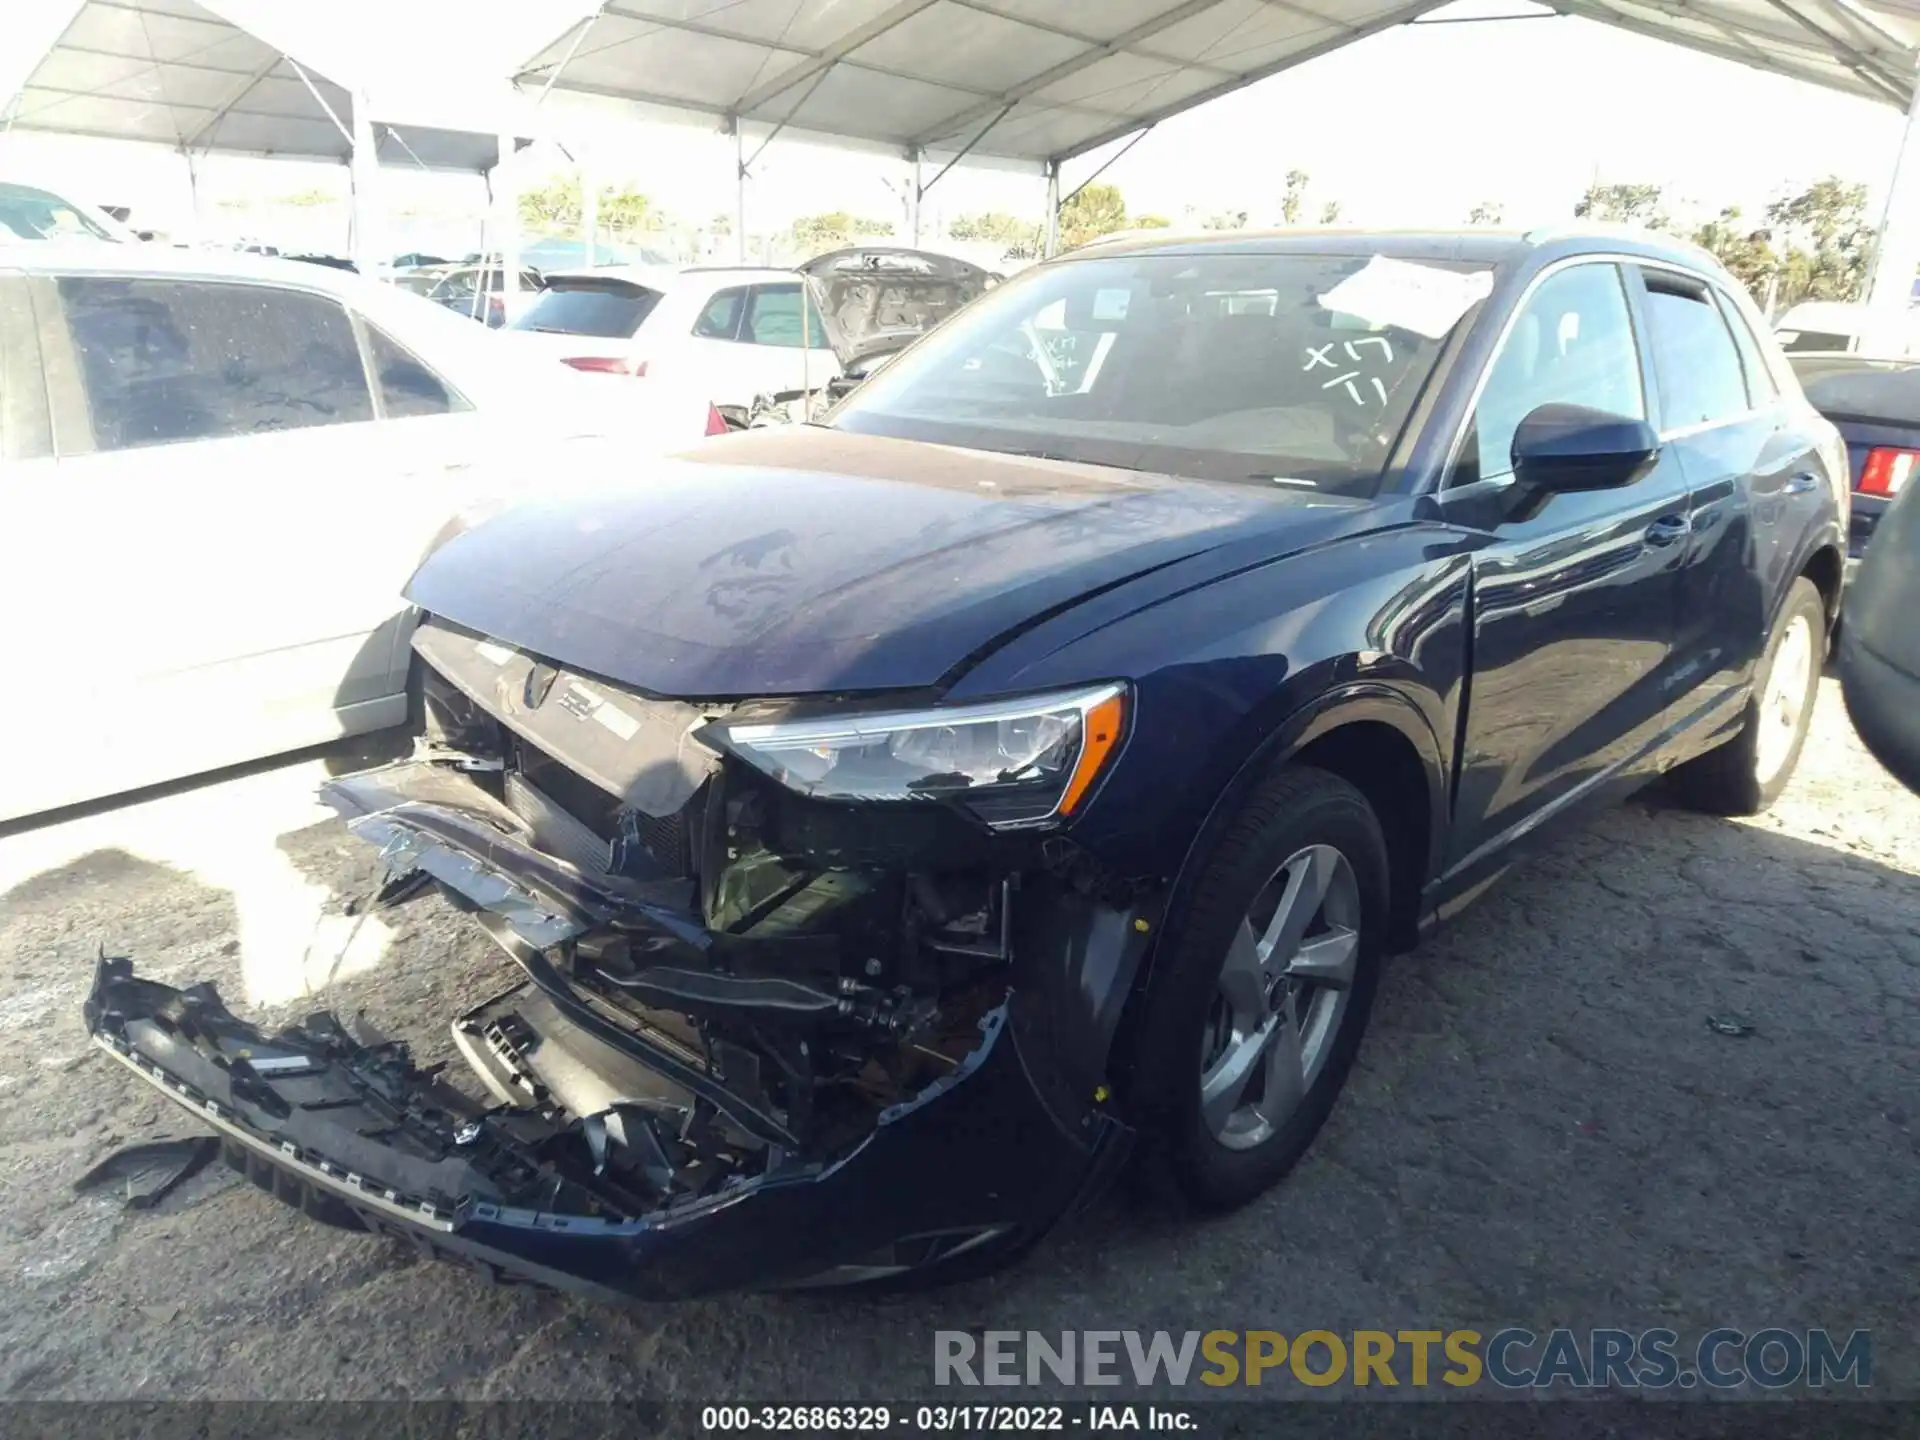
left=744, top=284, right=829, bottom=347
left=365, top=323, right=466, bottom=418
left=56, top=277, right=372, bottom=452
left=1639, top=272, right=1750, bottom=429
left=693, top=286, right=747, bottom=341
left=1714, top=290, right=1779, bottom=405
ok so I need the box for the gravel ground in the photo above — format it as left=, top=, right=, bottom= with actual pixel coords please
left=0, top=680, right=1913, bottom=1406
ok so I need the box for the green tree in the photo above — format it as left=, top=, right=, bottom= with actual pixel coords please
left=790, top=211, right=892, bottom=255
left=708, top=211, right=733, bottom=238
left=1201, top=209, right=1248, bottom=230
left=1691, top=206, right=1777, bottom=297
left=1318, top=200, right=1342, bottom=225
left=518, top=175, right=660, bottom=237
left=949, top=211, right=1037, bottom=246
left=1058, top=182, right=1128, bottom=248
left=1467, top=200, right=1504, bottom=226
left=1135, top=213, right=1173, bottom=229
left=1765, top=176, right=1873, bottom=304
left=1280, top=169, right=1310, bottom=226
left=1574, top=182, right=1670, bottom=232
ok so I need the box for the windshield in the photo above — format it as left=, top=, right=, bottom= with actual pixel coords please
left=828, top=251, right=1484, bottom=495
left=0, top=182, right=120, bottom=242
left=511, top=280, right=663, bottom=338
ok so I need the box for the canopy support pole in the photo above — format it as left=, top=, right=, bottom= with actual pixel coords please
left=734, top=121, right=747, bottom=264
left=1864, top=65, right=1920, bottom=350
left=582, top=154, right=598, bottom=266
left=1043, top=160, right=1060, bottom=258
left=497, top=132, right=521, bottom=322
left=349, top=88, right=380, bottom=275
left=909, top=149, right=922, bottom=245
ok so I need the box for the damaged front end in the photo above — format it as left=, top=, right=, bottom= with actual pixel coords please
left=84, top=619, right=1154, bottom=1299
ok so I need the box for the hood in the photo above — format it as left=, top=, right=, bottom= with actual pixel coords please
left=404, top=427, right=1365, bottom=697
left=798, top=247, right=993, bottom=368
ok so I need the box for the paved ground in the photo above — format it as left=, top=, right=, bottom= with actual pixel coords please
left=0, top=681, right=1913, bottom=1404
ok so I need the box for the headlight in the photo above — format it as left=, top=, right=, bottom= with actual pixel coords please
left=708, top=683, right=1127, bottom=828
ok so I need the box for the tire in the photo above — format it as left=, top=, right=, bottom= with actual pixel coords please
left=1668, top=576, right=1825, bottom=816
left=1124, top=764, right=1389, bottom=1213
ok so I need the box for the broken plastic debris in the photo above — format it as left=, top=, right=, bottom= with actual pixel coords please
left=1318, top=256, right=1494, bottom=340
left=1705, top=1015, right=1756, bottom=1037
left=73, top=1136, right=219, bottom=1211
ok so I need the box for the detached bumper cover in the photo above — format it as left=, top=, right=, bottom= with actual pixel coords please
left=82, top=957, right=1126, bottom=1300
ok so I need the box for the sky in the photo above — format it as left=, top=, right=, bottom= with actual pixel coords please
left=1, top=0, right=1910, bottom=252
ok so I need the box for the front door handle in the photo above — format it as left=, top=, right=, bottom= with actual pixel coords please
left=1645, top=514, right=1690, bottom=547
left=1783, top=472, right=1819, bottom=495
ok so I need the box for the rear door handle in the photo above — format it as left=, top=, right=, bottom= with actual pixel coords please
left=1645, top=514, right=1690, bottom=546
left=1783, top=472, right=1819, bottom=495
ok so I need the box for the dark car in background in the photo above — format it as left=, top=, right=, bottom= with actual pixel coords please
left=88, top=228, right=1847, bottom=1302
left=1786, top=351, right=1918, bottom=578
left=1839, top=478, right=1920, bottom=791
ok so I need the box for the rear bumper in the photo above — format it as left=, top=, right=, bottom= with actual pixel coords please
left=84, top=954, right=1128, bottom=1300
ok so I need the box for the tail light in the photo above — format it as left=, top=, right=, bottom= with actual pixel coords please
left=1858, top=447, right=1918, bottom=497
left=704, top=403, right=728, bottom=436
left=562, top=356, right=646, bottom=376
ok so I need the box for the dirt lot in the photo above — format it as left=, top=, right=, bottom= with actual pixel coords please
left=0, top=680, right=1913, bottom=1403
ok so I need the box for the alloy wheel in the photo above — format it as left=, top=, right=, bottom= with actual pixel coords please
left=1197, top=843, right=1361, bottom=1152
left=1755, top=612, right=1815, bottom=787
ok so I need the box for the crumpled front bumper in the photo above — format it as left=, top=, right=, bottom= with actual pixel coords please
left=82, top=951, right=1128, bottom=1300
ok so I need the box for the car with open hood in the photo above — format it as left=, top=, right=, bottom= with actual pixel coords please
left=746, top=245, right=995, bottom=425
left=87, top=228, right=1847, bottom=1300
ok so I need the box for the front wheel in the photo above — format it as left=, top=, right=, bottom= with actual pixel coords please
left=1668, top=576, right=1825, bottom=816
left=1126, top=765, right=1388, bottom=1212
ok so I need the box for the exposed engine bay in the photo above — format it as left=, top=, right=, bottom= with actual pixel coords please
left=85, top=616, right=1150, bottom=1297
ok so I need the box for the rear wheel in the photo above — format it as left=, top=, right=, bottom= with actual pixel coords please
left=1126, top=766, right=1388, bottom=1211
left=1668, top=577, right=1824, bottom=816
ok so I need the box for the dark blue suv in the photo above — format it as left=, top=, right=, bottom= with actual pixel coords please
left=88, top=228, right=1847, bottom=1300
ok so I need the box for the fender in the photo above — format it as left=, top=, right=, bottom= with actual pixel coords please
left=1778, top=524, right=1847, bottom=633
left=1105, top=676, right=1450, bottom=1077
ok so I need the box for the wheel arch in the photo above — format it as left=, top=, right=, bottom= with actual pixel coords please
left=1799, top=541, right=1845, bottom=632
left=1111, top=681, right=1448, bottom=1083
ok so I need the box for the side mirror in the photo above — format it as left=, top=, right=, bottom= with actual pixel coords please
left=1510, top=403, right=1660, bottom=492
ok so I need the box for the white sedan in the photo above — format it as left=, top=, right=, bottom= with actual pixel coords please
left=0, top=241, right=721, bottom=822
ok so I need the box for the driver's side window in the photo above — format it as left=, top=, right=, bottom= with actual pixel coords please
left=1455, top=263, right=1644, bottom=486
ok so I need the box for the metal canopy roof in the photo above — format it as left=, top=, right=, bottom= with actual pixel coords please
left=517, top=0, right=1920, bottom=168
left=3, top=0, right=530, bottom=171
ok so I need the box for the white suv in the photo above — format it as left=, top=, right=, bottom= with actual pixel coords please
left=505, top=265, right=841, bottom=407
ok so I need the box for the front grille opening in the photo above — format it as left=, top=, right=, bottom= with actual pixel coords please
left=512, top=737, right=699, bottom=880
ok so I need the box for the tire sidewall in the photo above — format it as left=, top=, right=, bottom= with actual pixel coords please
left=1127, top=768, right=1389, bottom=1210
left=1749, top=579, right=1825, bottom=809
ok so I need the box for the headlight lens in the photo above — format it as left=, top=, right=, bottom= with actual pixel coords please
left=711, top=683, right=1127, bottom=828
